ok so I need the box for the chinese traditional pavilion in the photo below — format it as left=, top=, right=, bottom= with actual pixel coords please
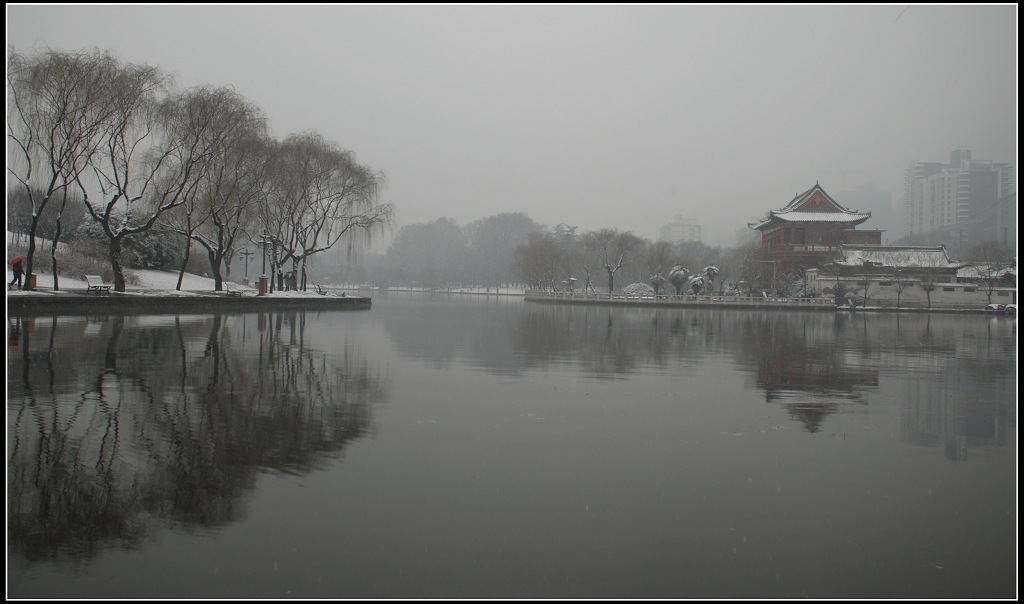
left=750, top=183, right=881, bottom=276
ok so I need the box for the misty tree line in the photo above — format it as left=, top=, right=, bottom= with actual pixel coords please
left=7, top=47, right=392, bottom=292
left=513, top=226, right=744, bottom=295
left=320, top=212, right=544, bottom=290
left=346, top=206, right=1016, bottom=297
left=325, top=214, right=755, bottom=295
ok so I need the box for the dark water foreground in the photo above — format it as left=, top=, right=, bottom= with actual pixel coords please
left=6, top=293, right=1017, bottom=599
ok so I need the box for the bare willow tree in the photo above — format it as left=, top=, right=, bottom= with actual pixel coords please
left=550, top=225, right=576, bottom=291
left=644, top=241, right=672, bottom=296
left=465, top=212, right=543, bottom=290
left=71, top=56, right=185, bottom=291
left=7, top=48, right=118, bottom=290
left=161, top=86, right=271, bottom=290
left=733, top=240, right=766, bottom=296
left=645, top=241, right=671, bottom=278
left=260, top=132, right=393, bottom=291
left=199, top=134, right=274, bottom=290
left=563, top=236, right=598, bottom=293
left=514, top=231, right=561, bottom=291
left=585, top=228, right=644, bottom=293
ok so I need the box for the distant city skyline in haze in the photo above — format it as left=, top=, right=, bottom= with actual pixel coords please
left=6, top=4, right=1017, bottom=247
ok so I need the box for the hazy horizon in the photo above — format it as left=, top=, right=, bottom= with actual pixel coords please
left=6, top=4, right=1017, bottom=247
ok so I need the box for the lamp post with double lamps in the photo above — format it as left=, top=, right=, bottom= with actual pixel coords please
left=239, top=249, right=254, bottom=283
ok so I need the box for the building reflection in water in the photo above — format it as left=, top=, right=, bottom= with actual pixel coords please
left=6, top=311, right=390, bottom=562
left=895, top=315, right=1015, bottom=460
left=738, top=311, right=1014, bottom=449
left=737, top=311, right=877, bottom=433
left=506, top=305, right=1013, bottom=447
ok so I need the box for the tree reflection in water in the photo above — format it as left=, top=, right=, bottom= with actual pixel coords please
left=7, top=311, right=389, bottom=562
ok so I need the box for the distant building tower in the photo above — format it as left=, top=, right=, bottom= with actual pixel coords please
left=659, top=216, right=701, bottom=244
left=903, top=148, right=1014, bottom=235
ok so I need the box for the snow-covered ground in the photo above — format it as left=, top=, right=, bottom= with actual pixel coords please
left=7, top=232, right=522, bottom=298
left=4, top=267, right=346, bottom=298
left=10, top=267, right=207, bottom=294
left=7, top=232, right=338, bottom=297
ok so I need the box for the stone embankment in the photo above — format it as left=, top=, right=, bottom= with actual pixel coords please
left=6, top=289, right=370, bottom=316
left=523, top=290, right=991, bottom=313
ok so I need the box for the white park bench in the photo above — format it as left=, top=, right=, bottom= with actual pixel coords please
left=224, top=281, right=245, bottom=297
left=83, top=275, right=112, bottom=295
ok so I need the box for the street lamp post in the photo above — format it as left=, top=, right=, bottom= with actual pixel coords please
left=258, top=236, right=269, bottom=276
left=240, top=249, right=254, bottom=281
left=257, top=235, right=270, bottom=296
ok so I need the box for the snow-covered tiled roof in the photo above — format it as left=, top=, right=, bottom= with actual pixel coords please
left=772, top=212, right=870, bottom=223
left=957, top=263, right=1016, bottom=279
left=751, top=183, right=871, bottom=230
left=835, top=245, right=967, bottom=269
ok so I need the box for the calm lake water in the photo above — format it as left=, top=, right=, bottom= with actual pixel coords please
left=6, top=293, right=1017, bottom=599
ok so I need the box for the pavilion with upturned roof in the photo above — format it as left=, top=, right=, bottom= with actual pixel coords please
left=750, top=182, right=882, bottom=276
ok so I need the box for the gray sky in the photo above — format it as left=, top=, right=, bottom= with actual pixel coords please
left=7, top=4, right=1017, bottom=246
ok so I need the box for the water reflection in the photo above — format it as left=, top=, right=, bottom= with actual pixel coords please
left=6, top=299, right=1016, bottom=598
left=7, top=312, right=390, bottom=562
left=379, top=293, right=530, bottom=375
left=511, top=305, right=726, bottom=376
left=512, top=305, right=881, bottom=425
left=887, top=314, right=1015, bottom=459
left=384, top=301, right=738, bottom=377
left=383, top=299, right=1015, bottom=448
left=728, top=312, right=875, bottom=432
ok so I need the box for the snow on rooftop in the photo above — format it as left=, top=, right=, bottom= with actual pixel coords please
left=836, top=245, right=966, bottom=269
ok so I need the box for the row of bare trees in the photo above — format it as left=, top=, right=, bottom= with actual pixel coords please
left=515, top=226, right=736, bottom=295
left=515, top=227, right=643, bottom=293
left=8, top=47, right=393, bottom=292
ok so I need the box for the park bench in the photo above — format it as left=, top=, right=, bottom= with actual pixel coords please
left=314, top=284, right=346, bottom=297
left=224, top=281, right=244, bottom=297
left=83, top=275, right=112, bottom=295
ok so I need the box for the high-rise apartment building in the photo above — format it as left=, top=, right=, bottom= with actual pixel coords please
left=659, top=216, right=701, bottom=244
left=903, top=148, right=1014, bottom=235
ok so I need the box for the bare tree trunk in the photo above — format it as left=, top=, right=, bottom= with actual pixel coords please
left=109, top=237, right=126, bottom=292
left=176, top=244, right=191, bottom=291
left=48, top=196, right=67, bottom=291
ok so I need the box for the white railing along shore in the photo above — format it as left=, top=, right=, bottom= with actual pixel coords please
left=523, top=290, right=834, bottom=307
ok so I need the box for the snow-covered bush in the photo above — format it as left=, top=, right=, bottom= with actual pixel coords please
left=622, top=282, right=655, bottom=296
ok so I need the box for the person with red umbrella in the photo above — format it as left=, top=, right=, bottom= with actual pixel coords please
left=9, top=255, right=25, bottom=290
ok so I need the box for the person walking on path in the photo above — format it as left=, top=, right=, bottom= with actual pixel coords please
left=9, top=256, right=25, bottom=290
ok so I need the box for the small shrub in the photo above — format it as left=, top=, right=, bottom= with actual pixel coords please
left=622, top=282, right=655, bottom=296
